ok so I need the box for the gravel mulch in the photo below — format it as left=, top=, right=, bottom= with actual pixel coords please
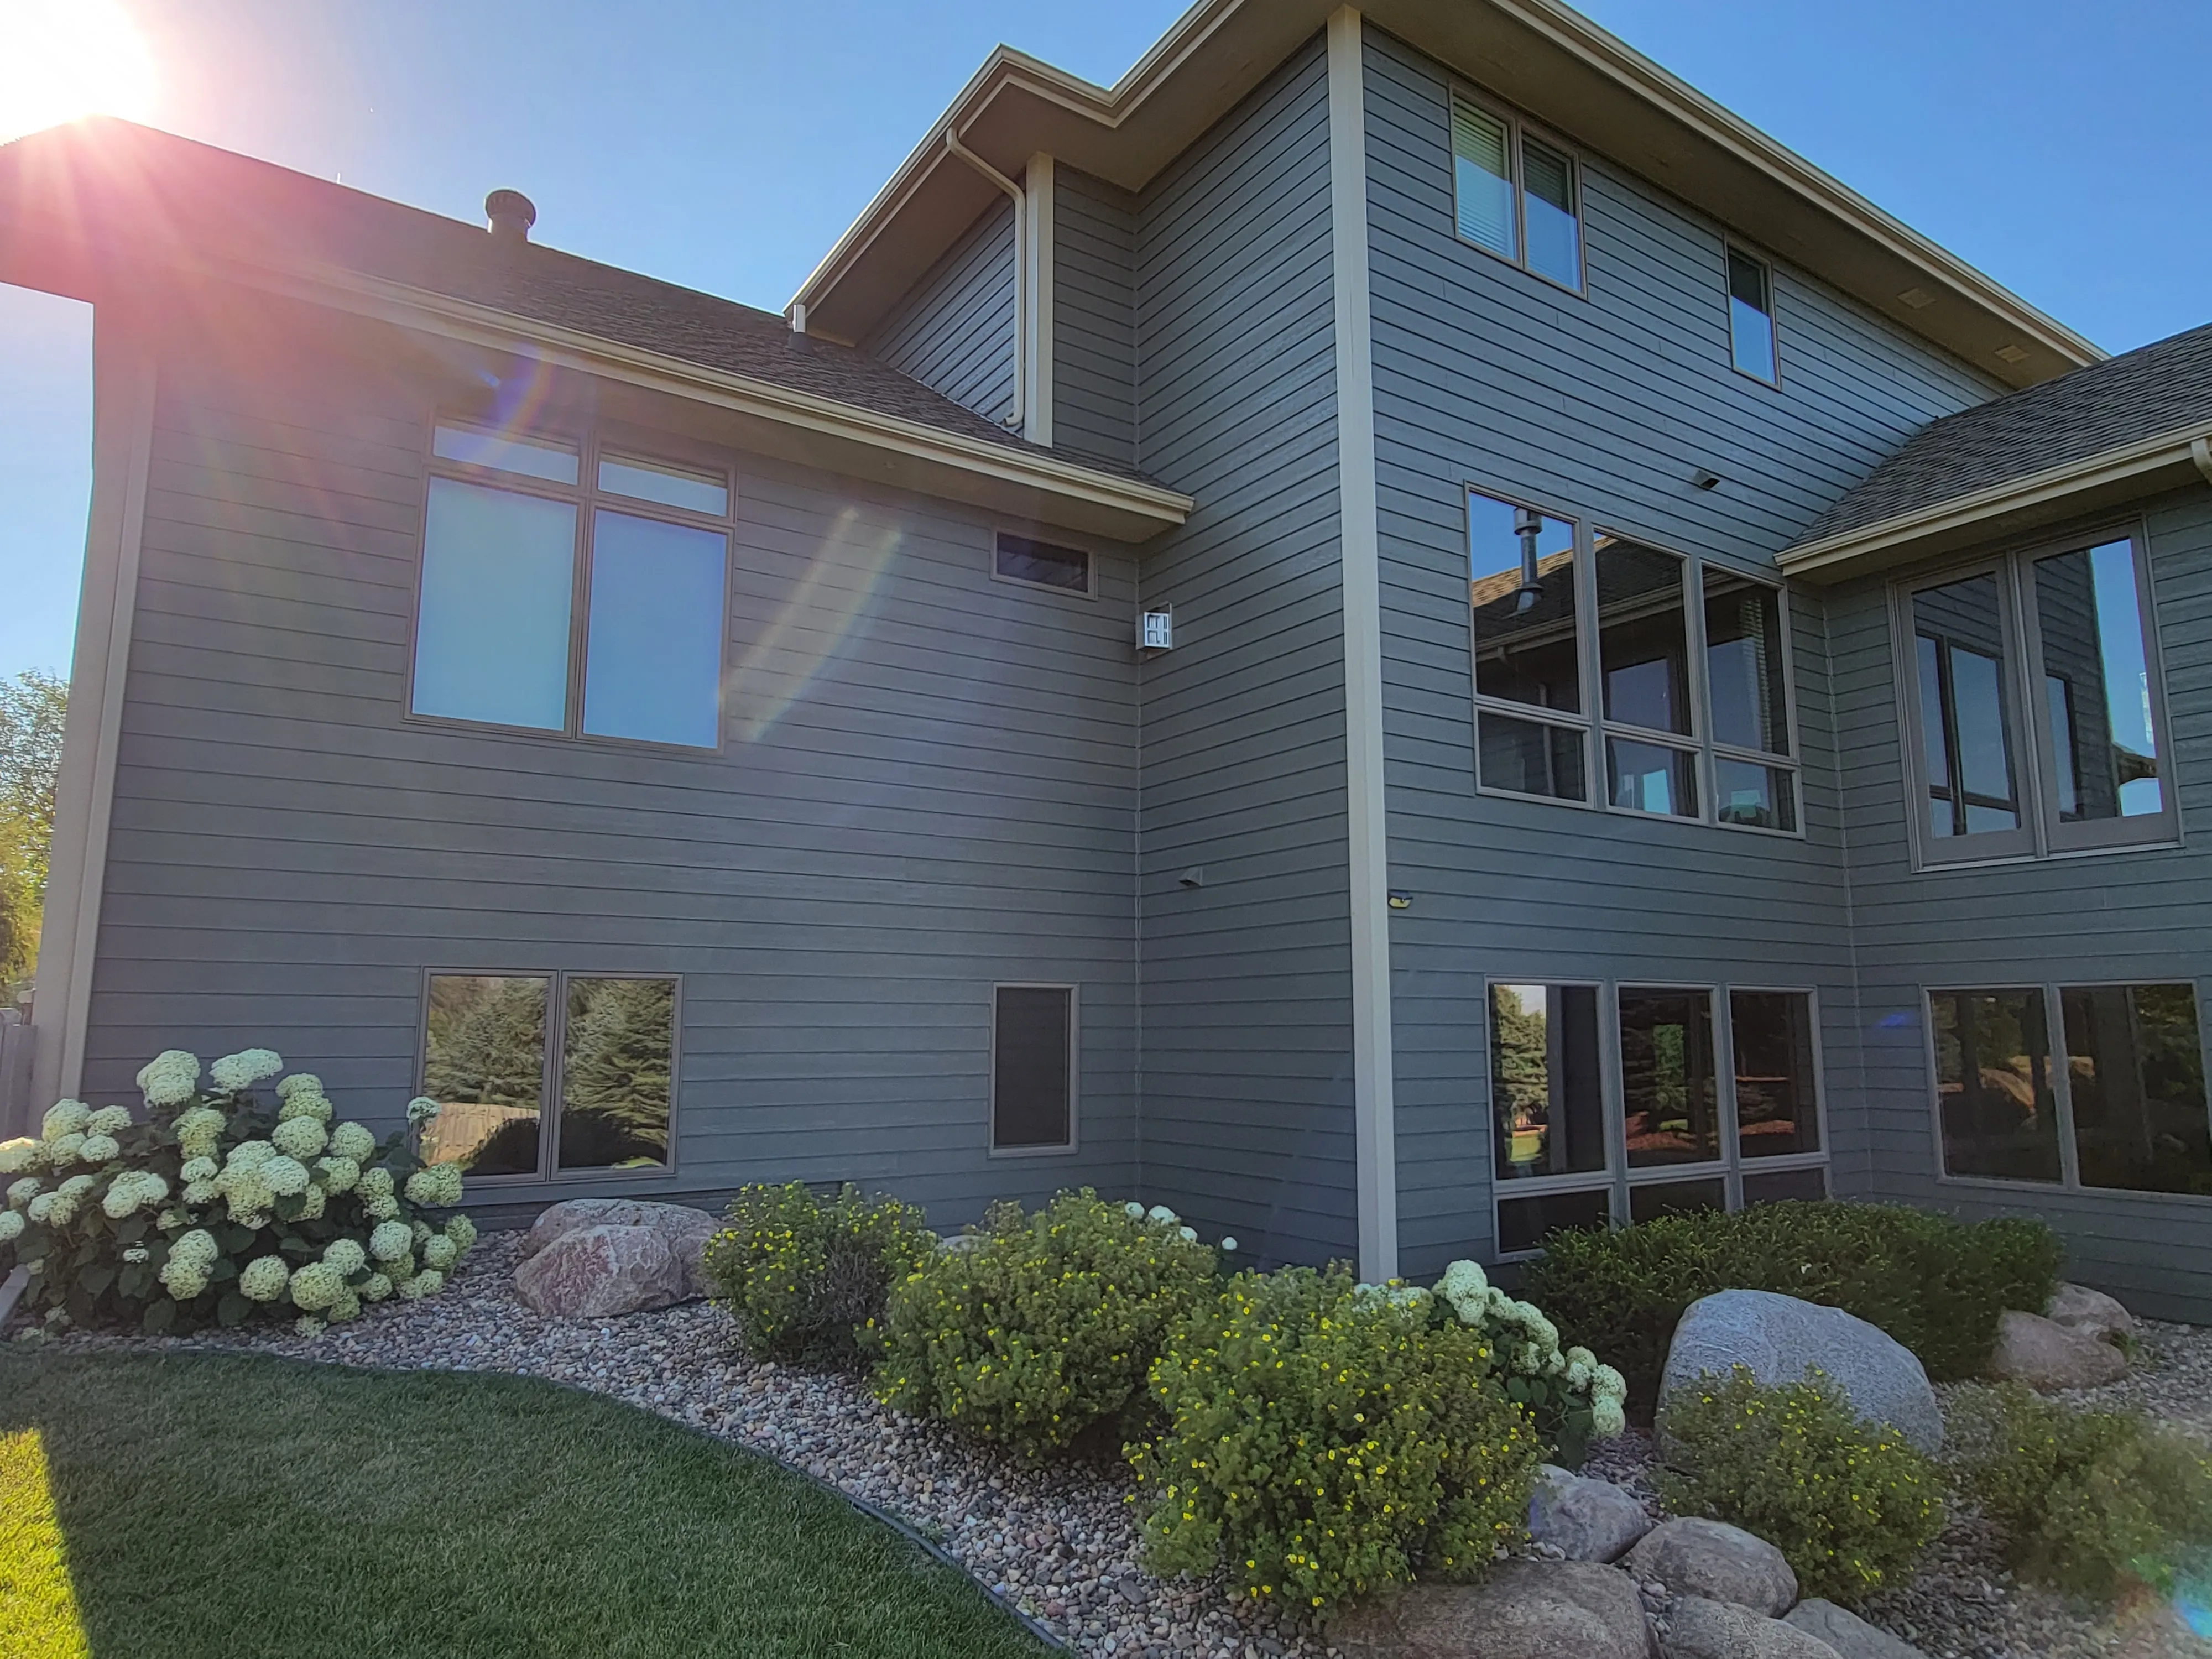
left=31, top=1233, right=1333, bottom=1659
left=2046, top=1319, right=2212, bottom=1444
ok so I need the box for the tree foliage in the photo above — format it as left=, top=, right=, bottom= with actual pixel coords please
left=0, top=669, right=67, bottom=993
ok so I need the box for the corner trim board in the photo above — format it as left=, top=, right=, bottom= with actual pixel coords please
left=32, top=328, right=158, bottom=1108
left=1328, top=6, right=1400, bottom=1282
left=1024, top=153, right=1056, bottom=447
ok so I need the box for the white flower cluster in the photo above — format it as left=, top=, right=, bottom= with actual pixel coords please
left=1434, top=1259, right=1629, bottom=1441
left=100, top=1171, right=169, bottom=1219
left=135, top=1051, right=202, bottom=1108
left=1119, top=1199, right=1232, bottom=1252
left=405, top=1096, right=442, bottom=1126
left=403, top=1161, right=465, bottom=1209
left=209, top=1048, right=284, bottom=1093
left=160, top=1229, right=221, bottom=1300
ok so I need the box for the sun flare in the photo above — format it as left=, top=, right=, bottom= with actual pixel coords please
left=0, top=0, right=157, bottom=145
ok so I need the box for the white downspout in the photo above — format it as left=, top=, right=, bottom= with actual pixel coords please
left=945, top=128, right=1026, bottom=433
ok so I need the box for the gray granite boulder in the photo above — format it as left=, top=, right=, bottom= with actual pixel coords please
left=1661, top=1290, right=1943, bottom=1455
left=1624, top=1519, right=1797, bottom=1616
left=1530, top=1464, right=1653, bottom=1563
left=1783, top=1600, right=1928, bottom=1659
left=1665, top=1597, right=1840, bottom=1659
left=1331, top=1559, right=1654, bottom=1659
left=2045, top=1282, right=2133, bottom=1347
left=513, top=1223, right=686, bottom=1318
left=1987, top=1310, right=2127, bottom=1390
left=521, top=1198, right=721, bottom=1298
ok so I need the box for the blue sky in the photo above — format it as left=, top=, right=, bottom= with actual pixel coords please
left=2, top=0, right=2206, bottom=682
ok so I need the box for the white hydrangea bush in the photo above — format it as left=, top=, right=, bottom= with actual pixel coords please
left=0, top=1047, right=478, bottom=1337
left=1433, top=1258, right=1629, bottom=1459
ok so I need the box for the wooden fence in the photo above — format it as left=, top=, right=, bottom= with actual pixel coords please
left=0, top=1013, right=34, bottom=1140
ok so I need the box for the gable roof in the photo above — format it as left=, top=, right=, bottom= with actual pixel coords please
left=794, top=0, right=2099, bottom=390
left=1781, top=322, right=2212, bottom=580
left=0, top=118, right=1188, bottom=540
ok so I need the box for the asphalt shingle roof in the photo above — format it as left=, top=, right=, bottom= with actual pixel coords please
left=1803, top=322, right=2212, bottom=545
left=0, top=119, right=1155, bottom=484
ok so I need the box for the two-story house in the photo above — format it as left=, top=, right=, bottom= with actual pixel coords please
left=7, top=0, right=2210, bottom=1317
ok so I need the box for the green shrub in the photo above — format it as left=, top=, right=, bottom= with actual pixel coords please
left=1431, top=1258, right=1627, bottom=1467
left=873, top=1191, right=1218, bottom=1458
left=0, top=1048, right=475, bottom=1336
left=703, top=1182, right=935, bottom=1370
left=1133, top=1265, right=1542, bottom=1615
left=1951, top=1383, right=2212, bottom=1602
left=1523, top=1200, right=2064, bottom=1416
left=1657, top=1366, right=1944, bottom=1604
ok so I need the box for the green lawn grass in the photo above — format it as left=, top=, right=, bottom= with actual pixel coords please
left=0, top=1349, right=1050, bottom=1659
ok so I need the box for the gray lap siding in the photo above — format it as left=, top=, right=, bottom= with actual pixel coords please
left=1830, top=484, right=2212, bottom=1322
left=81, top=333, right=1138, bottom=1227
left=1358, top=24, right=2001, bottom=1276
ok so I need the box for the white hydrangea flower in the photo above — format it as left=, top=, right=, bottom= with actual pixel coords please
left=0, top=1211, right=22, bottom=1243
left=26, top=1193, right=55, bottom=1223
left=217, top=1172, right=275, bottom=1218
left=356, top=1167, right=393, bottom=1201
left=1591, top=1397, right=1627, bottom=1441
left=0, top=1139, right=39, bottom=1176
left=226, top=1140, right=275, bottom=1170
left=403, top=1268, right=445, bottom=1300
left=383, top=1254, right=415, bottom=1284
left=1124, top=1201, right=1146, bottom=1218
left=179, top=1157, right=218, bottom=1185
left=364, top=1192, right=400, bottom=1222
left=421, top=1235, right=457, bottom=1272
left=102, top=1171, right=169, bottom=1219
left=45, top=1133, right=85, bottom=1167
left=314, top=1156, right=361, bottom=1194
left=288, top=1261, right=345, bottom=1312
left=7, top=1177, right=40, bottom=1209
left=1591, top=1364, right=1627, bottom=1405
left=275, top=1073, right=323, bottom=1101
left=1145, top=1204, right=1177, bottom=1226
left=159, top=1257, right=208, bottom=1300
left=122, top=1244, right=150, bottom=1263
left=173, top=1108, right=226, bottom=1160
left=238, top=1256, right=290, bottom=1302
left=328, top=1122, right=376, bottom=1164
left=58, top=1175, right=96, bottom=1201
left=277, top=1092, right=333, bottom=1126
left=182, top=1179, right=220, bottom=1206
left=85, top=1105, right=133, bottom=1138
left=445, top=1214, right=478, bottom=1253
left=296, top=1186, right=326, bottom=1220
left=170, top=1229, right=220, bottom=1267
left=1177, top=1225, right=1198, bottom=1243
left=1566, top=1358, right=1594, bottom=1390
left=76, top=1134, right=121, bottom=1165
left=328, top=1290, right=361, bottom=1323
left=270, top=1117, right=326, bottom=1160
left=295, top=1315, right=326, bottom=1337
left=411, top=1218, right=433, bottom=1246
left=405, top=1097, right=442, bottom=1126
left=404, top=1162, right=465, bottom=1209
left=1220, top=1236, right=1239, bottom=1253
left=209, top=1049, right=283, bottom=1093
left=1438, top=1259, right=1490, bottom=1302
left=322, top=1238, right=367, bottom=1277
left=1566, top=1345, right=1595, bottom=1370
left=136, top=1051, right=203, bottom=1108
left=369, top=1220, right=413, bottom=1262
left=360, top=1272, right=393, bottom=1302
left=262, top=1156, right=310, bottom=1198
left=42, top=1102, right=91, bottom=1141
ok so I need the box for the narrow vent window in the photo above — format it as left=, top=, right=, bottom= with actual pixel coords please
left=995, top=534, right=1093, bottom=595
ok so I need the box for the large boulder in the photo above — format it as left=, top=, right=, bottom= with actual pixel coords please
left=2044, top=1282, right=2132, bottom=1348
left=1661, top=1290, right=1943, bottom=1455
left=1530, top=1464, right=1653, bottom=1563
left=1665, top=1597, right=1840, bottom=1659
left=1986, top=1310, right=2127, bottom=1391
left=513, top=1223, right=686, bottom=1318
left=1624, top=1519, right=1797, bottom=1616
left=1331, top=1559, right=1654, bottom=1659
left=1783, top=1600, right=1928, bottom=1659
left=521, top=1198, right=721, bottom=1298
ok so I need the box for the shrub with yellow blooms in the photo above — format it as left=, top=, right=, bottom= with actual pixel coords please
left=704, top=1182, right=936, bottom=1371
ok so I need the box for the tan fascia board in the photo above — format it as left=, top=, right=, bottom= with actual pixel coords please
left=794, top=0, right=2098, bottom=387
left=1778, top=424, right=2212, bottom=583
left=198, top=251, right=1190, bottom=543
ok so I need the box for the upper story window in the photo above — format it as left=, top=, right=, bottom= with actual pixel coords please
left=1467, top=487, right=1798, bottom=833
left=1726, top=248, right=1778, bottom=383
left=410, top=422, right=732, bottom=750
left=1896, top=528, right=2172, bottom=865
left=1451, top=92, right=1583, bottom=292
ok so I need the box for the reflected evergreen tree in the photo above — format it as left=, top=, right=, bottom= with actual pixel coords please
left=559, top=979, right=674, bottom=1167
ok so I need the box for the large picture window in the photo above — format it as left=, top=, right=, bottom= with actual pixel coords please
left=412, top=423, right=731, bottom=749
left=1932, top=981, right=2211, bottom=1197
left=1897, top=530, right=2171, bottom=863
left=1467, top=488, right=1798, bottom=831
left=419, top=971, right=679, bottom=1180
left=1486, top=979, right=1826, bottom=1255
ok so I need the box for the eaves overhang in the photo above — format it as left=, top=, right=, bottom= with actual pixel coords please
left=795, top=0, right=2100, bottom=390
left=1778, top=426, right=2212, bottom=584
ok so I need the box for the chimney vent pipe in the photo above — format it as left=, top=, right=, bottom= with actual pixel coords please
left=484, top=189, right=536, bottom=242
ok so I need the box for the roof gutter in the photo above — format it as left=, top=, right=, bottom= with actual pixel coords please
left=1778, top=421, right=2212, bottom=583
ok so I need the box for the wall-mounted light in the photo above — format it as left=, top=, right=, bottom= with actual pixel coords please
left=1139, top=604, right=1173, bottom=654
left=1387, top=891, right=1413, bottom=911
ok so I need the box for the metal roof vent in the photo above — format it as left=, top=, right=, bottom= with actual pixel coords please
left=484, top=189, right=536, bottom=242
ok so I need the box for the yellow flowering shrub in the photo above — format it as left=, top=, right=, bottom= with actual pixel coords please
left=1950, top=1382, right=2212, bottom=1603
left=873, top=1191, right=1216, bottom=1459
left=1132, top=1265, right=1541, bottom=1615
left=1656, top=1366, right=1944, bottom=1604
left=703, top=1182, right=935, bottom=1370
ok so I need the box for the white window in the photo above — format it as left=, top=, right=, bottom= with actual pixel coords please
left=412, top=424, right=732, bottom=749
left=1895, top=527, right=2173, bottom=865
left=1451, top=93, right=1583, bottom=291
left=1467, top=487, right=1799, bottom=832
